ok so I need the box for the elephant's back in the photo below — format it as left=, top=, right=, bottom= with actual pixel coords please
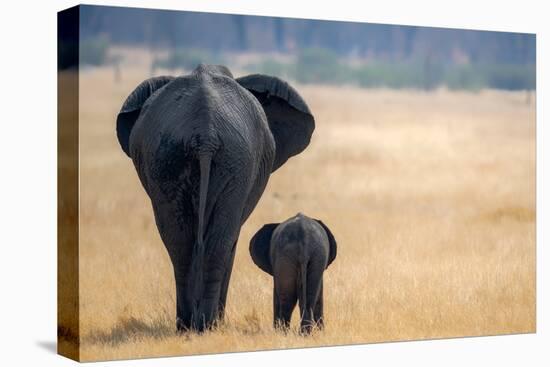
left=132, top=73, right=273, bottom=164
left=271, top=214, right=330, bottom=262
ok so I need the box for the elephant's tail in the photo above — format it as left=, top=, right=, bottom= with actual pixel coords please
left=298, top=260, right=307, bottom=322
left=189, top=152, right=213, bottom=327
left=197, top=153, right=212, bottom=256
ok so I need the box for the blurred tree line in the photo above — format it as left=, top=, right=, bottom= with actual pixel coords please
left=76, top=5, right=535, bottom=91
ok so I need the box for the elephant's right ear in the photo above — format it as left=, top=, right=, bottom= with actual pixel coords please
left=249, top=223, right=278, bottom=275
left=116, top=76, right=175, bottom=157
left=315, top=220, right=337, bottom=268
left=236, top=74, right=315, bottom=172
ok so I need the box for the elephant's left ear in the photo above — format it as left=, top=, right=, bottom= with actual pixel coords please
left=236, top=74, right=315, bottom=172
left=249, top=223, right=278, bottom=275
left=116, top=76, right=175, bottom=157
left=316, top=220, right=337, bottom=268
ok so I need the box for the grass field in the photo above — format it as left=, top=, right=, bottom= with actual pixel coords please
left=72, top=62, right=535, bottom=361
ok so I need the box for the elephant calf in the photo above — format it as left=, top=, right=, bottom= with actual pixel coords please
left=250, top=213, right=337, bottom=333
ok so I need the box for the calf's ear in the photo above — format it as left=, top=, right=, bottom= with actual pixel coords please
left=236, top=74, right=315, bottom=172
left=116, top=76, right=174, bottom=157
left=315, top=220, right=337, bottom=268
left=249, top=223, right=279, bottom=275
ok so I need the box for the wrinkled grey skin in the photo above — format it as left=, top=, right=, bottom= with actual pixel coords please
left=116, top=64, right=315, bottom=332
left=250, top=213, right=337, bottom=334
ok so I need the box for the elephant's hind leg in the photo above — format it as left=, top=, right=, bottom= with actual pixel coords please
left=313, top=279, right=324, bottom=329
left=273, top=265, right=298, bottom=330
left=300, top=267, right=324, bottom=334
left=216, top=240, right=237, bottom=321
left=191, top=175, right=250, bottom=331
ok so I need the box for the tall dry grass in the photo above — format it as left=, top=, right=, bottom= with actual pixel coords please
left=74, top=64, right=535, bottom=361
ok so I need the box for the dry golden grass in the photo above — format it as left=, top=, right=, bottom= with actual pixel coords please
left=75, top=64, right=535, bottom=361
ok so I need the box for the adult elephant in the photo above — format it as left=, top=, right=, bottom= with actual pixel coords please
left=116, top=64, right=315, bottom=332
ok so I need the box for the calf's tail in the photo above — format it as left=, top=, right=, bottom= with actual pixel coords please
left=298, top=260, right=307, bottom=322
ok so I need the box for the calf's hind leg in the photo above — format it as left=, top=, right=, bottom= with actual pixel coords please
left=313, top=279, right=324, bottom=329
left=273, top=262, right=298, bottom=330
left=299, top=266, right=324, bottom=334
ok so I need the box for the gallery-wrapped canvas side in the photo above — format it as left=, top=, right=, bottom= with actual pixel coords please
left=57, top=5, right=80, bottom=362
